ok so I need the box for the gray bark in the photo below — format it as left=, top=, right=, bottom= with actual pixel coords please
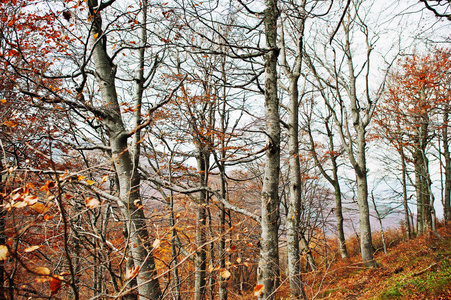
left=257, top=0, right=281, bottom=298
left=443, top=111, right=451, bottom=222
left=279, top=2, right=308, bottom=298
left=400, top=149, right=412, bottom=239
left=88, top=1, right=161, bottom=298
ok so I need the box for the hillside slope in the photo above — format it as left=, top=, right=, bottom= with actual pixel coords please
left=305, top=225, right=451, bottom=299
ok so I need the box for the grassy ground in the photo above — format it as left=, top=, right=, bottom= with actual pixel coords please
left=301, top=224, right=451, bottom=299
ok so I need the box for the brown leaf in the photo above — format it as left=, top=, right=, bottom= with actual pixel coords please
left=220, top=269, right=231, bottom=279
left=152, top=239, right=161, bottom=249
left=254, top=284, right=264, bottom=297
left=24, top=245, right=41, bottom=253
left=0, top=245, right=8, bottom=260
left=24, top=195, right=38, bottom=205
left=35, top=267, right=50, bottom=275
left=85, top=197, right=100, bottom=209
left=125, top=266, right=140, bottom=280
left=50, top=276, right=62, bottom=295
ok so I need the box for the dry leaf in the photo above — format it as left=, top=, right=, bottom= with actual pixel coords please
left=125, top=266, right=140, bottom=280
left=12, top=201, right=27, bottom=209
left=86, top=180, right=95, bottom=185
left=254, top=284, right=264, bottom=297
left=35, top=267, right=50, bottom=275
left=220, top=269, right=231, bottom=279
left=101, top=174, right=108, bottom=183
left=208, top=264, right=214, bottom=272
left=93, top=33, right=99, bottom=39
left=50, top=277, right=62, bottom=295
left=24, top=195, right=38, bottom=205
left=152, top=239, right=161, bottom=249
left=236, top=257, right=242, bottom=264
left=133, top=199, right=144, bottom=209
left=31, top=202, right=50, bottom=214
left=77, top=175, right=86, bottom=181
left=85, top=197, right=100, bottom=209
left=0, top=245, right=8, bottom=260
left=3, top=120, right=18, bottom=127
left=24, top=245, right=41, bottom=253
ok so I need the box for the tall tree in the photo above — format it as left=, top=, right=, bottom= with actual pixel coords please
left=278, top=0, right=308, bottom=297
left=380, top=49, right=451, bottom=233
left=257, top=0, right=281, bottom=298
left=305, top=0, right=393, bottom=268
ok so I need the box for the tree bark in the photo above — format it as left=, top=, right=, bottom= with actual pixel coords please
left=443, top=111, right=451, bottom=222
left=257, top=0, right=281, bottom=298
left=88, top=1, right=161, bottom=298
left=400, top=149, right=412, bottom=239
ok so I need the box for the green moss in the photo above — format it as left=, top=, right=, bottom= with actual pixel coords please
left=376, top=260, right=451, bottom=299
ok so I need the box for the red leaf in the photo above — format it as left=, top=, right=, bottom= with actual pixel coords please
left=50, top=277, right=62, bottom=295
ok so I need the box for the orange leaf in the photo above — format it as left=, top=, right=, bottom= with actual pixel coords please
left=35, top=267, right=50, bottom=275
left=31, top=202, right=50, bottom=214
left=0, top=245, right=8, bottom=260
left=125, top=266, right=140, bottom=280
left=220, top=269, right=231, bottom=279
left=24, top=195, right=38, bottom=205
left=93, top=33, right=99, bottom=39
left=50, top=277, right=62, bottom=295
left=44, top=215, right=54, bottom=221
left=2, top=120, right=18, bottom=127
left=86, top=180, right=95, bottom=185
left=254, top=284, right=264, bottom=297
left=85, top=197, right=100, bottom=209
left=101, top=174, right=108, bottom=183
left=40, top=181, right=55, bottom=192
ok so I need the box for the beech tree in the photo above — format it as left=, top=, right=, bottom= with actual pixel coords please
left=378, top=49, right=451, bottom=233
left=304, top=0, right=395, bottom=268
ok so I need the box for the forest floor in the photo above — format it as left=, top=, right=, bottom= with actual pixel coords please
left=299, top=224, right=451, bottom=299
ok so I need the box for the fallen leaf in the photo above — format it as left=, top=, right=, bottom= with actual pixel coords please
left=35, top=267, right=50, bottom=275
left=85, top=197, right=100, bottom=209
left=12, top=201, right=27, bottom=209
left=236, top=257, right=242, bottom=263
left=0, top=245, right=8, bottom=260
left=50, top=276, right=62, bottom=295
left=152, top=239, right=161, bottom=249
left=220, top=269, right=231, bottom=279
left=254, top=284, right=264, bottom=297
left=101, top=174, right=108, bottom=183
left=24, top=195, right=38, bottom=205
left=24, top=245, right=41, bottom=253
left=125, top=266, right=140, bottom=280
left=86, top=180, right=95, bottom=185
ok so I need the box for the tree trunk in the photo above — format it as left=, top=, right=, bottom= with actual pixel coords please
left=355, top=130, right=376, bottom=268
left=443, top=111, right=451, bottom=222
left=194, top=150, right=208, bottom=300
left=0, top=160, right=5, bottom=300
left=400, top=149, right=411, bottom=239
left=88, top=1, right=161, bottom=298
left=257, top=0, right=281, bottom=298
left=286, top=77, right=307, bottom=300
left=218, top=56, right=229, bottom=300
